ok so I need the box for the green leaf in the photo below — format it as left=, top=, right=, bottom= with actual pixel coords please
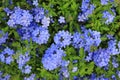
left=79, top=48, right=85, bottom=60
left=11, top=74, right=21, bottom=80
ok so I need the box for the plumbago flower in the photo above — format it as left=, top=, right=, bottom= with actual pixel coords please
left=78, top=0, right=95, bottom=22
left=17, top=22, right=37, bottom=41
left=0, top=47, right=14, bottom=64
left=41, top=16, right=50, bottom=28
left=100, top=0, right=116, bottom=24
left=31, top=27, right=50, bottom=45
left=72, top=26, right=101, bottom=51
left=33, top=0, right=38, bottom=6
left=102, top=10, right=116, bottom=24
left=0, top=71, right=10, bottom=80
left=107, top=39, right=119, bottom=55
left=0, top=30, right=8, bottom=45
left=86, top=36, right=120, bottom=67
left=7, top=7, right=33, bottom=27
left=101, top=0, right=114, bottom=5
left=112, top=57, right=119, bottom=68
left=17, top=52, right=32, bottom=74
left=93, top=48, right=111, bottom=67
left=24, top=74, right=35, bottom=80
left=42, top=44, right=68, bottom=71
left=18, top=22, right=50, bottom=45
left=54, top=30, right=72, bottom=48
left=5, top=6, right=51, bottom=45
left=60, top=67, right=69, bottom=78
left=58, top=16, right=65, bottom=24
left=32, top=7, right=49, bottom=24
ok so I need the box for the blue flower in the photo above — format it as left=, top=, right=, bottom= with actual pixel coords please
left=17, top=52, right=32, bottom=74
left=32, top=7, right=45, bottom=23
left=72, top=26, right=101, bottom=52
left=0, top=47, right=14, bottom=64
left=93, top=48, right=111, bottom=67
left=42, top=44, right=66, bottom=70
left=111, top=75, right=116, bottom=80
left=54, top=30, right=72, bottom=48
left=33, top=0, right=38, bottom=6
left=0, top=30, right=8, bottom=45
left=19, top=10, right=33, bottom=27
left=101, top=0, right=109, bottom=5
left=117, top=71, right=120, bottom=78
left=58, top=16, right=65, bottom=24
left=72, top=32, right=84, bottom=48
left=24, top=74, right=35, bottom=80
left=3, top=47, right=14, bottom=55
left=7, top=7, right=33, bottom=27
left=85, top=52, right=93, bottom=62
left=101, top=0, right=114, bottom=5
left=22, top=65, right=32, bottom=74
left=0, top=71, right=10, bottom=80
left=32, top=27, right=50, bottom=45
left=72, top=67, right=78, bottom=72
left=81, top=0, right=90, bottom=12
left=0, top=54, right=5, bottom=63
left=41, top=16, right=50, bottom=28
left=90, top=74, right=109, bottom=80
left=26, top=0, right=32, bottom=5
left=5, top=56, right=13, bottom=64
left=17, top=22, right=38, bottom=41
left=4, top=8, right=13, bottom=16
left=107, top=40, right=119, bottom=55
left=60, top=67, right=69, bottom=78
left=112, top=57, right=119, bottom=68
left=102, top=9, right=116, bottom=24
left=78, top=0, right=95, bottom=22
left=17, top=52, right=30, bottom=70
left=61, top=60, right=70, bottom=67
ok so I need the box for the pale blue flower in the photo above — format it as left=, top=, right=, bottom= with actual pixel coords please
left=58, top=16, right=65, bottom=23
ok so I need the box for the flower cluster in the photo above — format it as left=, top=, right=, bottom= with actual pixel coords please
left=112, top=57, right=119, bottom=68
left=86, top=36, right=120, bottom=67
left=17, top=52, right=31, bottom=74
left=32, top=27, right=50, bottom=45
left=93, top=48, right=111, bottom=67
left=101, top=0, right=116, bottom=24
left=7, top=7, right=33, bottom=27
left=42, top=44, right=67, bottom=70
left=107, top=39, right=119, bottom=55
left=5, top=6, right=50, bottom=45
left=0, top=30, right=8, bottom=45
left=54, top=30, right=72, bottom=48
left=73, top=27, right=101, bottom=52
left=32, top=7, right=50, bottom=28
left=0, top=71, right=10, bottom=80
left=102, top=10, right=116, bottom=24
left=0, top=47, right=14, bottom=64
left=78, top=0, right=95, bottom=22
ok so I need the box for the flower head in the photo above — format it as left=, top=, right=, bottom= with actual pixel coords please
left=54, top=30, right=72, bottom=48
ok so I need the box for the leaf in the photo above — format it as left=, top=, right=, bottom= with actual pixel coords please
left=78, top=62, right=94, bottom=76
left=79, top=48, right=85, bottom=60
left=62, top=3, right=70, bottom=9
left=11, top=74, right=21, bottom=80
